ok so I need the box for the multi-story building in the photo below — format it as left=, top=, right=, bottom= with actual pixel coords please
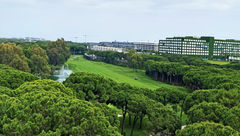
left=159, top=36, right=240, bottom=60
left=134, top=42, right=158, bottom=52
left=99, top=41, right=134, bottom=48
left=88, top=45, right=125, bottom=53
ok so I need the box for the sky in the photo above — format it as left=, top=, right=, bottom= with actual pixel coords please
left=0, top=0, right=240, bottom=42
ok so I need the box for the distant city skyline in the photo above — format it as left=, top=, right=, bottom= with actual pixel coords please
left=0, top=0, right=240, bottom=42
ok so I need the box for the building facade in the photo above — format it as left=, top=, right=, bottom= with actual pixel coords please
left=134, top=42, right=158, bottom=52
left=159, top=36, right=240, bottom=60
left=99, top=41, right=134, bottom=48
left=88, top=45, right=125, bottom=53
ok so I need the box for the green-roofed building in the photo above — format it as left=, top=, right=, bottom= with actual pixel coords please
left=159, top=36, right=240, bottom=60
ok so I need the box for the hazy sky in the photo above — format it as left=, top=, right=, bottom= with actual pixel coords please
left=0, top=0, right=239, bottom=42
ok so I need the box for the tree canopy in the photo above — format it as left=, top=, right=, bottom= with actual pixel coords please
left=46, top=38, right=71, bottom=66
left=176, top=122, right=239, bottom=136
left=0, top=79, right=121, bottom=136
left=0, top=65, right=39, bottom=89
left=0, top=43, right=30, bottom=72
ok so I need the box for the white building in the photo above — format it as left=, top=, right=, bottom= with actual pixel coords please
left=134, top=42, right=158, bottom=52
left=89, top=45, right=125, bottom=53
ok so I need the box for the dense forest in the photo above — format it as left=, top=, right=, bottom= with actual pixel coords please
left=1, top=40, right=240, bottom=136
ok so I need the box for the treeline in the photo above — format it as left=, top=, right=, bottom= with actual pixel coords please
left=85, top=50, right=212, bottom=69
left=145, top=60, right=240, bottom=91
left=0, top=38, right=70, bottom=77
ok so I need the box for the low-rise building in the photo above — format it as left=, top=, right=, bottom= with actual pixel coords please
left=89, top=45, right=125, bottom=53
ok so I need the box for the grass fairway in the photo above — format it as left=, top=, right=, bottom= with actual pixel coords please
left=67, top=55, right=188, bottom=91
left=206, top=60, right=229, bottom=65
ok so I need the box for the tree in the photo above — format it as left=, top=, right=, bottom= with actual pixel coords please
left=145, top=87, right=187, bottom=106
left=226, top=106, right=240, bottom=131
left=183, top=89, right=240, bottom=113
left=126, top=49, right=143, bottom=71
left=92, top=102, right=120, bottom=128
left=183, top=89, right=218, bottom=113
left=127, top=94, right=150, bottom=136
left=0, top=43, right=30, bottom=72
left=14, top=79, right=74, bottom=97
left=69, top=42, right=87, bottom=55
left=30, top=46, right=50, bottom=76
left=176, top=122, right=239, bottom=136
left=63, top=72, right=118, bottom=102
left=187, top=102, right=230, bottom=124
left=46, top=38, right=71, bottom=66
left=109, top=89, right=129, bottom=135
left=146, top=102, right=181, bottom=136
left=130, top=53, right=143, bottom=71
left=0, top=64, right=39, bottom=89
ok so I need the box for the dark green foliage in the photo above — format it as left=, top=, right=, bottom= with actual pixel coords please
left=183, top=89, right=240, bottom=113
left=92, top=102, right=120, bottom=128
left=46, top=38, right=71, bottom=66
left=86, top=50, right=128, bottom=67
left=145, top=87, right=188, bottom=106
left=147, top=103, right=181, bottom=136
left=176, top=122, right=239, bottom=136
left=145, top=59, right=240, bottom=91
left=0, top=65, right=39, bottom=89
left=63, top=72, right=118, bottom=102
left=69, top=42, right=88, bottom=55
left=225, top=61, right=240, bottom=70
left=14, top=79, right=74, bottom=97
left=227, top=106, right=240, bottom=131
left=0, top=80, right=121, bottom=136
left=188, top=102, right=230, bottom=124
left=0, top=86, right=13, bottom=96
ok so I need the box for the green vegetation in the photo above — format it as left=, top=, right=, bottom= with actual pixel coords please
left=176, top=122, right=239, bottom=136
left=206, top=60, right=230, bottom=65
left=66, top=55, right=188, bottom=91
left=0, top=79, right=121, bottom=136
left=0, top=43, right=30, bottom=72
left=64, top=72, right=182, bottom=136
left=0, top=38, right=71, bottom=79
left=46, top=38, right=71, bottom=66
left=0, top=65, right=39, bottom=89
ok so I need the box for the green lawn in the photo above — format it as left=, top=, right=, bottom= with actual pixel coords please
left=66, top=55, right=188, bottom=91
left=206, top=60, right=229, bottom=65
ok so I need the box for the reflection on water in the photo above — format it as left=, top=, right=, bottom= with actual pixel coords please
left=54, top=64, right=72, bottom=83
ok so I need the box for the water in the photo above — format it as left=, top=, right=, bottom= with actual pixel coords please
left=54, top=64, right=72, bottom=83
